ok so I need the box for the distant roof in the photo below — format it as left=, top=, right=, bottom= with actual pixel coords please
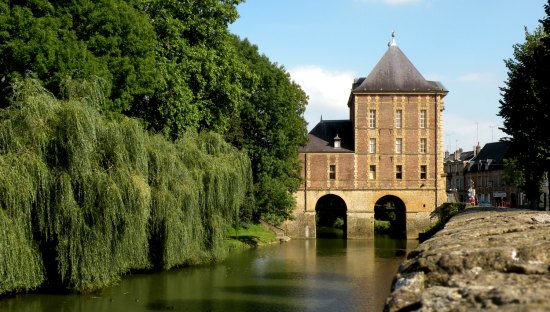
left=445, top=150, right=475, bottom=163
left=468, top=141, right=510, bottom=172
left=300, top=120, right=354, bottom=153
left=353, top=44, right=447, bottom=93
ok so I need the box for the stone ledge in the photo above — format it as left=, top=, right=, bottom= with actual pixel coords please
left=384, top=208, right=550, bottom=312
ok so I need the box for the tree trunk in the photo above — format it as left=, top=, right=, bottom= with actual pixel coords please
left=525, top=171, right=542, bottom=210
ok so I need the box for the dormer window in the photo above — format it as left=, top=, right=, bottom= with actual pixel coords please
left=334, top=134, right=341, bottom=149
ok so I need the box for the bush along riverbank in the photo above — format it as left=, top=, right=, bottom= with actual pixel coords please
left=0, top=80, right=253, bottom=295
left=418, top=203, right=468, bottom=242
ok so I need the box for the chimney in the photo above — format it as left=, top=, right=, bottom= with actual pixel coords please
left=475, top=143, right=481, bottom=156
left=333, top=134, right=341, bottom=149
left=456, top=148, right=462, bottom=159
left=445, top=151, right=450, bottom=158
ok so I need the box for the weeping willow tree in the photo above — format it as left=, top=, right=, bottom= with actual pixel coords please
left=0, top=79, right=252, bottom=294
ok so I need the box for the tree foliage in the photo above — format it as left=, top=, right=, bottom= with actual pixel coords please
left=0, top=79, right=252, bottom=294
left=0, top=0, right=308, bottom=225
left=499, top=1, right=550, bottom=209
left=502, top=158, right=525, bottom=190
left=228, top=38, right=308, bottom=225
left=132, top=0, right=249, bottom=138
left=0, top=0, right=160, bottom=114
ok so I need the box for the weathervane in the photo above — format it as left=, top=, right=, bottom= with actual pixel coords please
left=388, top=30, right=397, bottom=47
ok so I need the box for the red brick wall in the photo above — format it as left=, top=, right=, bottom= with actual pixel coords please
left=300, top=93, right=443, bottom=196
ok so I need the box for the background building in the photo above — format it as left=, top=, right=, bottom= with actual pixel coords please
left=284, top=35, right=448, bottom=239
left=444, top=147, right=477, bottom=203
left=464, top=141, right=521, bottom=207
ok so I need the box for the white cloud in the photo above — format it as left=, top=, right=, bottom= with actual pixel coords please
left=289, top=66, right=356, bottom=129
left=458, top=72, right=497, bottom=84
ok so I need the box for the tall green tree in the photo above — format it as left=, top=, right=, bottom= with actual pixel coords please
left=499, top=1, right=550, bottom=209
left=0, top=0, right=309, bottom=224
left=134, top=0, right=249, bottom=138
left=229, top=37, right=308, bottom=225
left=0, top=0, right=159, bottom=113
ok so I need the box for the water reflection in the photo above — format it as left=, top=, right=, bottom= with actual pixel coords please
left=0, top=238, right=416, bottom=312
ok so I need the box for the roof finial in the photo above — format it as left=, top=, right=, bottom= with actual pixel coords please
left=388, top=30, right=397, bottom=47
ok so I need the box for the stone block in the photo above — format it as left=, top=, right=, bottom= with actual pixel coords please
left=283, top=211, right=316, bottom=239
left=347, top=212, right=375, bottom=239
left=406, top=212, right=432, bottom=238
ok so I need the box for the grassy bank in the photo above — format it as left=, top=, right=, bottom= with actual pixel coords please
left=225, top=224, right=278, bottom=250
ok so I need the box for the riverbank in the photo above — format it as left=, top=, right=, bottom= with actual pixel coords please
left=384, top=208, right=550, bottom=311
left=225, top=223, right=279, bottom=249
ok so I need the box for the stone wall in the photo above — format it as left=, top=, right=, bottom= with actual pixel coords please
left=384, top=208, right=550, bottom=311
left=284, top=189, right=440, bottom=239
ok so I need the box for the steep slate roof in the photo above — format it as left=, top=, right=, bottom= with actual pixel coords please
left=468, top=142, right=509, bottom=173
left=445, top=150, right=475, bottom=163
left=299, top=120, right=354, bottom=153
left=353, top=42, right=447, bottom=93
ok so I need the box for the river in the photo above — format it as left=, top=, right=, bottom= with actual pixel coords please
left=0, top=237, right=417, bottom=312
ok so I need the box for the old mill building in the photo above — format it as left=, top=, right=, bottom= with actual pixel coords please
left=284, top=34, right=448, bottom=239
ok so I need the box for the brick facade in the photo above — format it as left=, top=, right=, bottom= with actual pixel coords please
left=284, top=38, right=448, bottom=239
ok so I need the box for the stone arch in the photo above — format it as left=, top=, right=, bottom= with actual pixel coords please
left=374, top=195, right=407, bottom=239
left=315, top=194, right=347, bottom=239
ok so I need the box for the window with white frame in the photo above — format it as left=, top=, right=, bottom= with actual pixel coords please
left=369, top=138, right=376, bottom=153
left=369, top=110, right=376, bottom=128
left=396, top=165, right=402, bottom=180
left=395, top=138, right=402, bottom=154
left=395, top=110, right=402, bottom=128
left=420, top=138, right=427, bottom=153
left=420, top=110, right=427, bottom=128
left=369, top=165, right=376, bottom=180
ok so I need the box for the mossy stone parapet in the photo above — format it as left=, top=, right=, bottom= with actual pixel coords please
left=385, top=209, right=550, bottom=311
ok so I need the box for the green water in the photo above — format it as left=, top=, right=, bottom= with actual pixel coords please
left=1, top=237, right=416, bottom=312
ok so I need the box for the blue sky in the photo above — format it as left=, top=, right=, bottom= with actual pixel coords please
left=229, top=0, right=547, bottom=152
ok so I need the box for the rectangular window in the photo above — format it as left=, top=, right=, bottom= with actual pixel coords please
left=395, top=110, right=402, bottom=128
left=369, top=110, right=376, bottom=128
left=420, top=110, right=427, bottom=128
left=420, top=138, right=427, bottom=153
left=329, top=164, right=336, bottom=180
left=420, top=165, right=427, bottom=180
left=369, top=165, right=376, bottom=180
left=369, top=138, right=376, bottom=153
left=395, top=138, right=402, bottom=154
left=396, top=165, right=402, bottom=180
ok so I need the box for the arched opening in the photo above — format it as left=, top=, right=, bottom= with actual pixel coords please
left=315, top=194, right=347, bottom=239
left=374, top=195, right=406, bottom=239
